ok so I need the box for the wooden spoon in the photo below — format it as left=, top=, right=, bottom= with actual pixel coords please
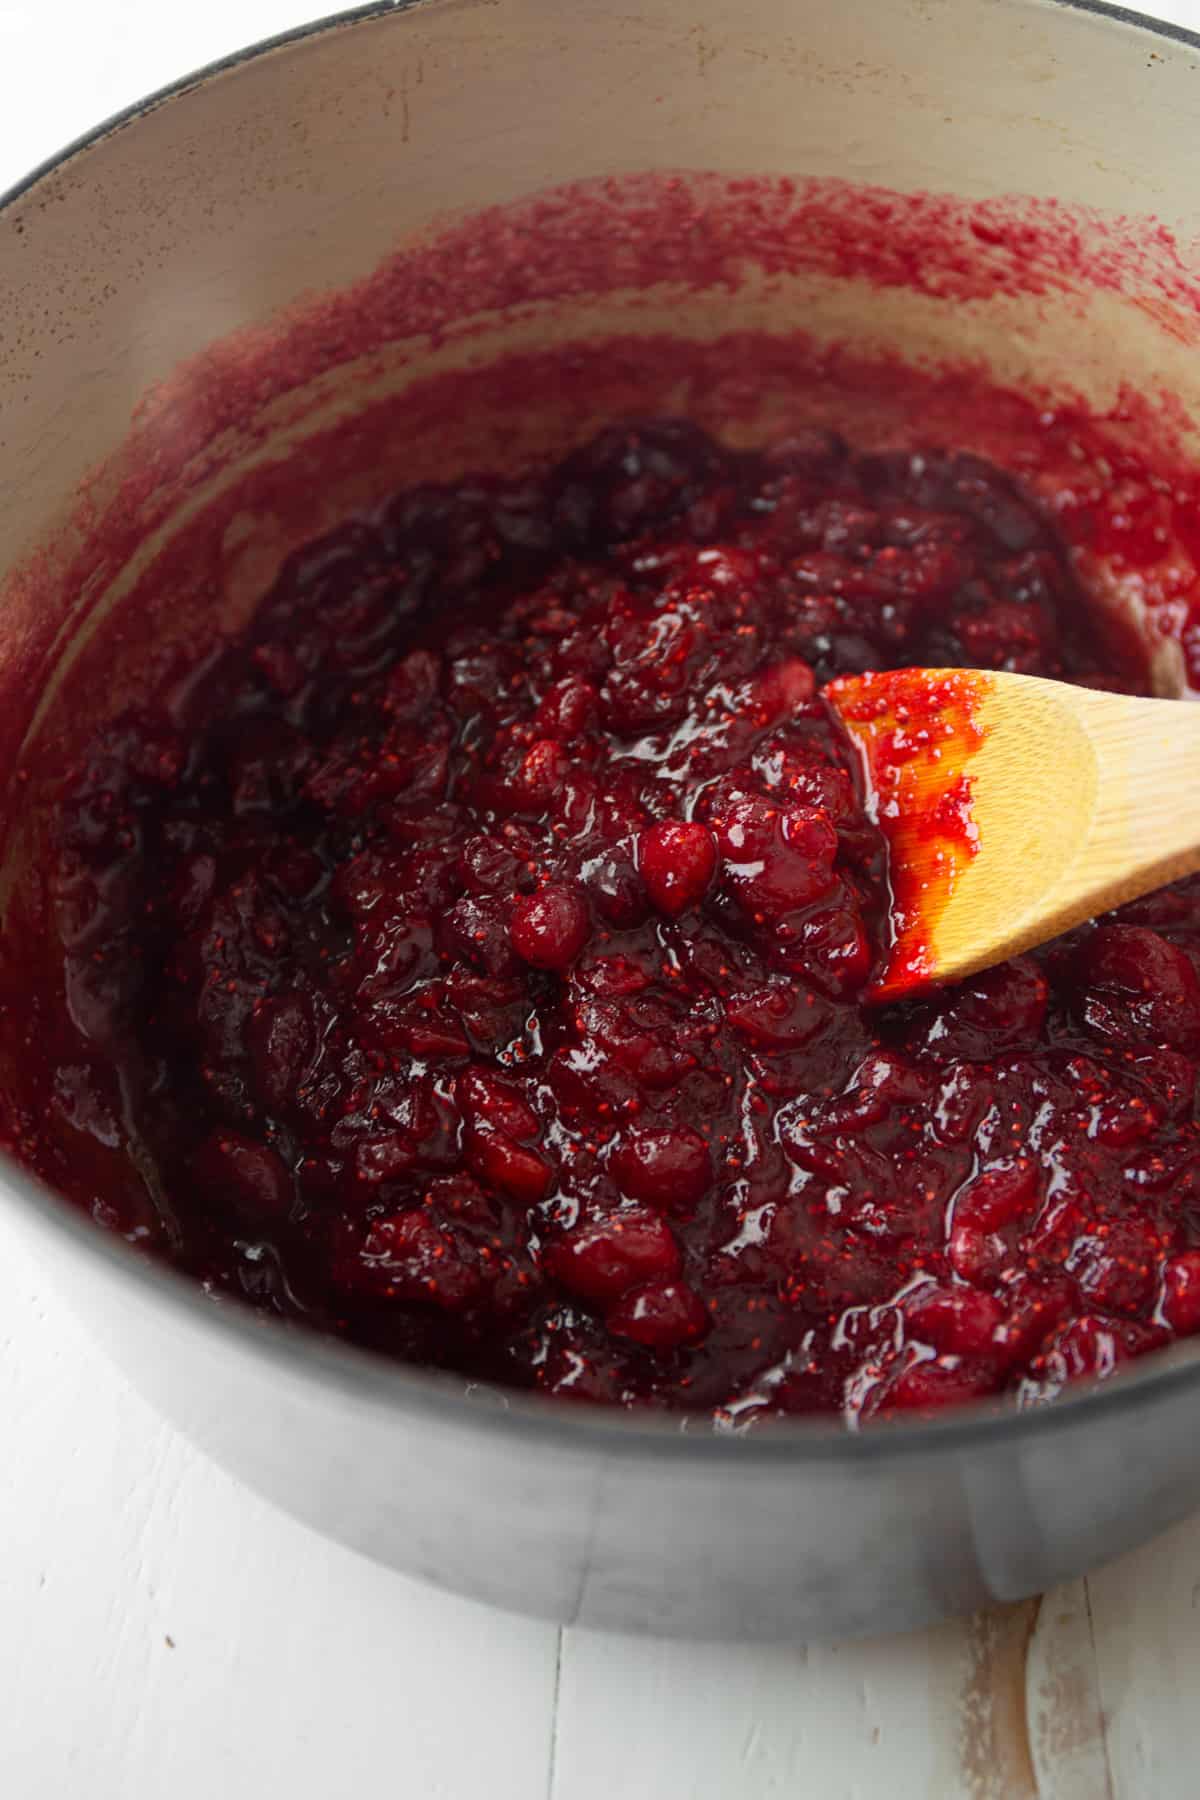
left=824, top=666, right=1200, bottom=1000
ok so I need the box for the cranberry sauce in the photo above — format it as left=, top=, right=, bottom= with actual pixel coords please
left=47, top=422, right=1200, bottom=1425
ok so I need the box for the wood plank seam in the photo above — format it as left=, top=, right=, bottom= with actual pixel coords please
left=1082, top=1580, right=1117, bottom=1800
left=547, top=1626, right=565, bottom=1800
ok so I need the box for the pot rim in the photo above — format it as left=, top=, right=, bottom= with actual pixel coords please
left=3, top=0, right=1200, bottom=1467
left=2, top=0, right=1199, bottom=220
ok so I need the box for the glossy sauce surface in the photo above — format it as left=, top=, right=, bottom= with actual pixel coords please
left=48, top=424, right=1200, bottom=1424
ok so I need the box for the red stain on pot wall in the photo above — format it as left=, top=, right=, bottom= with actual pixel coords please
left=5, top=167, right=1200, bottom=793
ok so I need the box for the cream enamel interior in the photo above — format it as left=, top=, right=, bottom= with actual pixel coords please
left=4, top=0, right=1200, bottom=767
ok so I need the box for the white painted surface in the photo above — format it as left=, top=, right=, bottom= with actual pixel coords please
left=4, top=2, right=1200, bottom=1793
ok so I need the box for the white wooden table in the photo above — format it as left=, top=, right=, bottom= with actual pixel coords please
left=4, top=4, right=1200, bottom=1793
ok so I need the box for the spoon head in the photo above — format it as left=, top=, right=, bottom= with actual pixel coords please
left=826, top=668, right=1097, bottom=998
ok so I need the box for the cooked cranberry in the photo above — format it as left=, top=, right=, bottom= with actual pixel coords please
left=458, top=1066, right=538, bottom=1138
left=460, top=833, right=527, bottom=896
left=1069, top=1215, right=1166, bottom=1317
left=1035, top=1315, right=1131, bottom=1385
left=638, top=821, right=717, bottom=918
left=904, top=1284, right=1003, bottom=1357
left=466, top=1128, right=552, bottom=1203
left=519, top=739, right=572, bottom=806
left=750, top=657, right=817, bottom=722
left=544, top=1211, right=681, bottom=1302
left=440, top=894, right=519, bottom=977
left=948, top=1158, right=1041, bottom=1285
left=606, top=1278, right=710, bottom=1348
left=1078, top=925, right=1200, bottom=1052
left=727, top=985, right=830, bottom=1048
left=510, top=883, right=591, bottom=971
left=454, top=1067, right=551, bottom=1199
left=350, top=1210, right=483, bottom=1309
left=1160, top=1252, right=1200, bottom=1334
left=575, top=953, right=655, bottom=999
left=404, top=1015, right=472, bottom=1061
left=912, top=959, right=1048, bottom=1061
left=881, top=1356, right=996, bottom=1413
left=348, top=1078, right=462, bottom=1184
left=331, top=850, right=398, bottom=920
left=194, top=1132, right=292, bottom=1225
left=44, top=419, right=1200, bottom=1428
left=534, top=677, right=599, bottom=739
left=586, top=852, right=650, bottom=929
left=990, top=1275, right=1074, bottom=1367
left=713, top=799, right=837, bottom=918
left=245, top=992, right=317, bottom=1113
left=609, top=1124, right=712, bottom=1212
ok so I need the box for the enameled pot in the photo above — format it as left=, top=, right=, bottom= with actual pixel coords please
left=4, top=0, right=1200, bottom=1639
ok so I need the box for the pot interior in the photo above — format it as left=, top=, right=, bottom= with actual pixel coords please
left=3, top=0, right=1200, bottom=1383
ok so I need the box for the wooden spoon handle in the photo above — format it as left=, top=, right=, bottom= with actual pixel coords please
left=1066, top=686, right=1200, bottom=904
left=827, top=668, right=1200, bottom=995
